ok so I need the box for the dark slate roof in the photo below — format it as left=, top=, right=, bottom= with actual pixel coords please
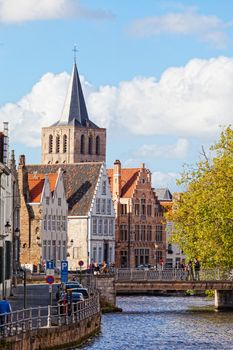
left=153, top=188, right=173, bottom=201
left=53, top=63, right=99, bottom=129
left=26, top=163, right=102, bottom=216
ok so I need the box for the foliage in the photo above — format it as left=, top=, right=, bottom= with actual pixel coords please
left=205, top=290, right=215, bottom=298
left=169, top=126, right=233, bottom=269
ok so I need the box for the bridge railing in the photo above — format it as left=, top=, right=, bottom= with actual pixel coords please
left=115, top=268, right=231, bottom=282
left=0, top=292, right=100, bottom=339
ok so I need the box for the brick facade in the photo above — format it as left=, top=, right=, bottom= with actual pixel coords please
left=108, top=161, right=166, bottom=268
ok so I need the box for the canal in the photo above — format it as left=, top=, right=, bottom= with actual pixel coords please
left=79, top=296, right=233, bottom=350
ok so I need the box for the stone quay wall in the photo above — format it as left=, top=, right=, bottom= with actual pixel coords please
left=0, top=314, right=101, bottom=350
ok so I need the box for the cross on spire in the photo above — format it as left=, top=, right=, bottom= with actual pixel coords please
left=72, top=44, right=78, bottom=63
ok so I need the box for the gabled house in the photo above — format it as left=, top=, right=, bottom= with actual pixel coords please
left=18, top=156, right=68, bottom=271
left=25, top=162, right=115, bottom=270
left=108, top=160, right=166, bottom=268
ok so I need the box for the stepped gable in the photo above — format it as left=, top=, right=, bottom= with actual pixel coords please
left=107, top=168, right=140, bottom=198
left=28, top=173, right=58, bottom=203
left=26, top=163, right=102, bottom=215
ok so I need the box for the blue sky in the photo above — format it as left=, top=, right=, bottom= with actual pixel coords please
left=1, top=0, right=233, bottom=191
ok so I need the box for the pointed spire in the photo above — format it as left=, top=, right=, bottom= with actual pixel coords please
left=58, top=63, right=90, bottom=126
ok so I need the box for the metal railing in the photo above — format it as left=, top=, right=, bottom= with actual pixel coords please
left=115, top=268, right=233, bottom=282
left=0, top=292, right=100, bottom=339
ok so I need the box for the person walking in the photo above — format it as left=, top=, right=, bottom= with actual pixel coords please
left=187, top=260, right=194, bottom=281
left=194, top=258, right=201, bottom=281
left=0, top=297, right=12, bottom=335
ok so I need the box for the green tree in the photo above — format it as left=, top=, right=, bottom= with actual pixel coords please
left=170, top=126, right=233, bottom=269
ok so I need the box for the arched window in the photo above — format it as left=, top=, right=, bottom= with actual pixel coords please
left=88, top=136, right=93, bottom=155
left=56, top=135, right=60, bottom=153
left=63, top=135, right=67, bottom=153
left=49, top=135, right=53, bottom=153
left=81, top=135, right=85, bottom=154
left=96, top=136, right=100, bottom=155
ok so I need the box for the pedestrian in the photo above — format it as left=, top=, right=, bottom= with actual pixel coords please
left=0, top=297, right=12, bottom=335
left=93, top=263, right=100, bottom=275
left=187, top=260, right=194, bottom=280
left=194, top=258, right=201, bottom=281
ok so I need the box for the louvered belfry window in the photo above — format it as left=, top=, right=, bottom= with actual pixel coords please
left=49, top=135, right=53, bottom=153
left=63, top=134, right=67, bottom=153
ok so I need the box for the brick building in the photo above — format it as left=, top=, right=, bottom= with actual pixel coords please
left=18, top=155, right=68, bottom=270
left=41, top=63, right=106, bottom=165
left=108, top=160, right=166, bottom=268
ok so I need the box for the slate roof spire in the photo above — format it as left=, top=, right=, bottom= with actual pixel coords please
left=55, top=62, right=98, bottom=128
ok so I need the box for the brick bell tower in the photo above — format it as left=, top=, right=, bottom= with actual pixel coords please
left=41, top=59, right=106, bottom=164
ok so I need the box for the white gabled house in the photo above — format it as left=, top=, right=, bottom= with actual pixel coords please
left=25, top=162, right=115, bottom=271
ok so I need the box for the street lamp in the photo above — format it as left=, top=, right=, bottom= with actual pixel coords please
left=0, top=221, right=11, bottom=297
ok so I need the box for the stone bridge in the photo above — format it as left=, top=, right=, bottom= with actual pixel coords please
left=94, top=269, right=233, bottom=310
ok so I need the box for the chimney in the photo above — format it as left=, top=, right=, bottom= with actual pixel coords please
left=113, top=160, right=121, bottom=198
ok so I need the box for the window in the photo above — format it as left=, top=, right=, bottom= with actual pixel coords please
left=93, top=247, right=97, bottom=262
left=135, top=203, right=140, bottom=216
left=46, top=197, right=50, bottom=205
left=109, top=247, right=113, bottom=263
left=102, top=180, right=106, bottom=195
left=96, top=136, right=100, bottom=155
left=52, top=240, right=56, bottom=260
left=107, top=199, right=111, bottom=215
left=56, top=135, right=60, bottom=153
left=135, top=248, right=149, bottom=266
left=49, top=135, right=53, bottom=153
left=109, top=220, right=114, bottom=235
left=96, top=198, right=101, bottom=214
left=48, top=215, right=51, bottom=230
left=135, top=225, right=140, bottom=241
left=81, top=135, right=85, bottom=154
left=104, top=219, right=108, bottom=235
left=52, top=215, right=56, bottom=231
left=88, top=136, right=93, bottom=155
left=98, top=246, right=102, bottom=263
left=147, top=205, right=152, bottom=216
left=141, top=199, right=146, bottom=215
left=43, top=240, right=47, bottom=260
left=156, top=224, right=163, bottom=242
left=57, top=216, right=61, bottom=231
left=47, top=241, right=51, bottom=260
left=43, top=215, right=47, bottom=230
left=57, top=240, right=61, bottom=261
left=120, top=204, right=127, bottom=215
left=93, top=218, right=97, bottom=234
left=58, top=198, right=61, bottom=206
left=120, top=225, right=127, bottom=241
left=98, top=219, right=102, bottom=234
left=63, top=134, right=67, bottom=153
left=167, top=243, right=173, bottom=254
left=147, top=225, right=152, bottom=241
left=101, top=199, right=106, bottom=214
left=141, top=225, right=146, bottom=241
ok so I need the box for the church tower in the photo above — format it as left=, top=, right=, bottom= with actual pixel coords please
left=41, top=62, right=106, bottom=164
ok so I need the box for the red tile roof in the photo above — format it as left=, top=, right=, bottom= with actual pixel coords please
left=107, top=168, right=140, bottom=198
left=28, top=173, right=58, bottom=203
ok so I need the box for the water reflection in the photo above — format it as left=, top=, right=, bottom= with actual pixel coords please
left=80, top=296, right=233, bottom=350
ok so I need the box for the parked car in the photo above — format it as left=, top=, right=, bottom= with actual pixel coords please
left=66, top=291, right=84, bottom=303
left=67, top=288, right=89, bottom=299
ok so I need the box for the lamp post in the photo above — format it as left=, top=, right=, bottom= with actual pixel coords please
left=0, top=221, right=11, bottom=297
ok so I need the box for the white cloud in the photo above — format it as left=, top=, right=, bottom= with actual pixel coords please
left=128, top=7, right=231, bottom=48
left=152, top=171, right=179, bottom=189
left=1, top=56, right=233, bottom=147
left=0, top=0, right=113, bottom=23
left=137, top=138, right=189, bottom=159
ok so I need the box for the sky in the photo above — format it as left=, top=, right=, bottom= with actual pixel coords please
left=1, top=0, right=233, bottom=191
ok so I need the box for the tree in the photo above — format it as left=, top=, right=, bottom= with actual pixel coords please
left=169, top=126, right=233, bottom=269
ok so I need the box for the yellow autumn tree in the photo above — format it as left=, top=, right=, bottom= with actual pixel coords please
left=170, top=126, right=233, bottom=269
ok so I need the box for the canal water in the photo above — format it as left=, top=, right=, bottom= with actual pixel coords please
left=79, top=296, right=233, bottom=350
